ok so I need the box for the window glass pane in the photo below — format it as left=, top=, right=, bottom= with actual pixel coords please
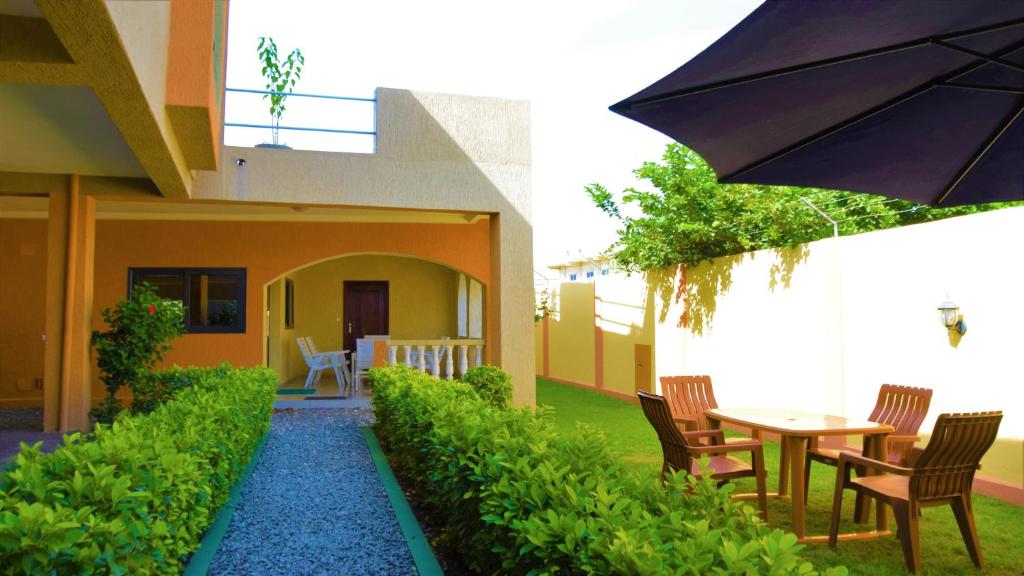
left=135, top=272, right=185, bottom=302
left=189, top=273, right=241, bottom=327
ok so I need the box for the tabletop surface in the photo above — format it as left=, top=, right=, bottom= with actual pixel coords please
left=706, top=407, right=894, bottom=436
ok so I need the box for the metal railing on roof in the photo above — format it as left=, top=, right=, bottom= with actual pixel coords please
left=223, top=87, right=377, bottom=153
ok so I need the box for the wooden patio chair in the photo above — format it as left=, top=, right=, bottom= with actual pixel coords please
left=659, top=375, right=754, bottom=443
left=638, top=391, right=769, bottom=519
left=829, top=411, right=1002, bottom=574
left=804, top=384, right=932, bottom=517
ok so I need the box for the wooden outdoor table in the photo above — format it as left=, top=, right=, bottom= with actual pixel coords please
left=705, top=407, right=894, bottom=543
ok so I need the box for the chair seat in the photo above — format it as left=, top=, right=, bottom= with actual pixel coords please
left=851, top=474, right=909, bottom=501
left=692, top=455, right=753, bottom=478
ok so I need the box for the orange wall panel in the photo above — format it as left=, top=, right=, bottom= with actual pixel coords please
left=0, top=219, right=48, bottom=406
left=90, top=218, right=491, bottom=397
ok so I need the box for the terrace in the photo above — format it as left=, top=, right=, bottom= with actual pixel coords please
left=1, top=0, right=1022, bottom=575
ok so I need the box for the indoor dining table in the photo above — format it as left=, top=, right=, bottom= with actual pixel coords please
left=705, top=407, right=894, bottom=543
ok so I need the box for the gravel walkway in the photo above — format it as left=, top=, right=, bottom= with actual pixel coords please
left=209, top=408, right=417, bottom=576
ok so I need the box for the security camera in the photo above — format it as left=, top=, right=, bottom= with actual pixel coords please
left=235, top=158, right=247, bottom=167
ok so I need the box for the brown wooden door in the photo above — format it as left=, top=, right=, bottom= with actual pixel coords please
left=634, top=344, right=652, bottom=393
left=343, top=281, right=389, bottom=351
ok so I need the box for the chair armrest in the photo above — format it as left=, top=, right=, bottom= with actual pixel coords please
left=686, top=439, right=762, bottom=455
left=680, top=429, right=724, bottom=445
left=673, top=416, right=699, bottom=431
left=886, top=434, right=920, bottom=443
left=837, top=451, right=913, bottom=476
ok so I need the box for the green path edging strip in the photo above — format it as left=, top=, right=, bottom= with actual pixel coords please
left=361, top=426, right=445, bottom=576
left=276, top=388, right=315, bottom=395
left=183, top=431, right=270, bottom=576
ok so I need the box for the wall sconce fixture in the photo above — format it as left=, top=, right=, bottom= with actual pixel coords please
left=937, top=299, right=966, bottom=335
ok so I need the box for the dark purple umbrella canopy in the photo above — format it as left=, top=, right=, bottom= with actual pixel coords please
left=611, top=1, right=1024, bottom=206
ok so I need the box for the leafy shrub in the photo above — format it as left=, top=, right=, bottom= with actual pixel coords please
left=460, top=365, right=513, bottom=409
left=371, top=366, right=845, bottom=576
left=91, top=282, right=184, bottom=423
left=0, top=366, right=277, bottom=575
left=130, top=365, right=231, bottom=416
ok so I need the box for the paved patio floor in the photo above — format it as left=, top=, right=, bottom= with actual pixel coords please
left=0, top=408, right=62, bottom=464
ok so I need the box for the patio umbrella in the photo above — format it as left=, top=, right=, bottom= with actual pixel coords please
left=610, top=1, right=1024, bottom=206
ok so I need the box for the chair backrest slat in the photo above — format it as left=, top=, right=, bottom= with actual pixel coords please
left=638, top=391, right=694, bottom=475
left=296, top=337, right=313, bottom=365
left=868, top=384, right=932, bottom=462
left=911, top=411, right=1002, bottom=501
left=660, top=375, right=717, bottom=431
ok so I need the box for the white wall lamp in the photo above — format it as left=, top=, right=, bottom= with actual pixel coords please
left=937, top=298, right=967, bottom=335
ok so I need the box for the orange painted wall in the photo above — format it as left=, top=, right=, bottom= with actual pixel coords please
left=90, top=218, right=491, bottom=398
left=0, top=219, right=47, bottom=407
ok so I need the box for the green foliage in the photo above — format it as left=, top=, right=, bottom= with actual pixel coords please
left=130, top=365, right=230, bottom=416
left=534, top=288, right=552, bottom=324
left=0, top=366, right=277, bottom=575
left=460, top=365, right=513, bottom=409
left=371, top=366, right=846, bottom=576
left=587, top=143, right=1018, bottom=272
left=256, top=36, right=304, bottom=145
left=91, top=282, right=184, bottom=424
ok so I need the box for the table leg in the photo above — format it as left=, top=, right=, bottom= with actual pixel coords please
left=778, top=434, right=789, bottom=496
left=854, top=435, right=872, bottom=524
left=787, top=435, right=807, bottom=538
left=873, top=433, right=889, bottom=532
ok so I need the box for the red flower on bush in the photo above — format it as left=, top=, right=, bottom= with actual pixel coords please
left=148, top=304, right=156, bottom=315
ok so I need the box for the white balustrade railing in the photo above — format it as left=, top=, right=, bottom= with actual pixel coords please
left=385, top=339, right=486, bottom=379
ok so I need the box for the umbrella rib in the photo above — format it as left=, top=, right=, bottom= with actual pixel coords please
left=613, top=17, right=1024, bottom=110
left=720, top=38, right=1024, bottom=184
left=932, top=40, right=1024, bottom=74
left=936, top=102, right=1024, bottom=206
left=940, top=83, right=1024, bottom=95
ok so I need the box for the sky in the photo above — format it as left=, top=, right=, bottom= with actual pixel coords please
left=225, top=0, right=764, bottom=270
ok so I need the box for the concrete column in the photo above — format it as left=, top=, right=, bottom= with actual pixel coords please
left=491, top=213, right=536, bottom=407
left=42, top=188, right=69, bottom=432
left=41, top=175, right=95, bottom=432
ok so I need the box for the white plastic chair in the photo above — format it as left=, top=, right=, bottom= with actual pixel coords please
left=354, top=335, right=388, bottom=390
left=296, top=337, right=347, bottom=391
left=306, top=337, right=351, bottom=391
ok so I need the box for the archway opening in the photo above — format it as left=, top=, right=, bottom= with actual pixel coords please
left=264, top=253, right=486, bottom=395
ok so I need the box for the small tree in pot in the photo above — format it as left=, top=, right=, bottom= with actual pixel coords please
left=257, top=36, right=304, bottom=148
left=91, top=282, right=184, bottom=423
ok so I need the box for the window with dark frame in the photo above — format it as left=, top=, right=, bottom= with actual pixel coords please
left=284, top=278, right=295, bottom=329
left=128, top=268, right=246, bottom=333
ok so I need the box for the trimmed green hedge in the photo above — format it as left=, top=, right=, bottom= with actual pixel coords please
left=372, top=366, right=845, bottom=576
left=0, top=366, right=277, bottom=575
left=130, top=365, right=232, bottom=416
left=460, top=365, right=512, bottom=409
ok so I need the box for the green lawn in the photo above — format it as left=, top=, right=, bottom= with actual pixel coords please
left=537, top=378, right=1024, bottom=576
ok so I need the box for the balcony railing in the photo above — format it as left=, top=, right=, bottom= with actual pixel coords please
left=386, top=339, right=486, bottom=380
left=224, top=87, right=377, bottom=153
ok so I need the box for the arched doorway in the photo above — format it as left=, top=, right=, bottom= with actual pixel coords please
left=263, top=253, right=486, bottom=391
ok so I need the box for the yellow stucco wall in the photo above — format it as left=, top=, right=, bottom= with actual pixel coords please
left=277, top=254, right=460, bottom=381
left=546, top=282, right=596, bottom=386
left=596, top=274, right=656, bottom=395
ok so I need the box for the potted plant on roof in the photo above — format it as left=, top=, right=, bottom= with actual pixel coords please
left=256, top=36, right=304, bottom=149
